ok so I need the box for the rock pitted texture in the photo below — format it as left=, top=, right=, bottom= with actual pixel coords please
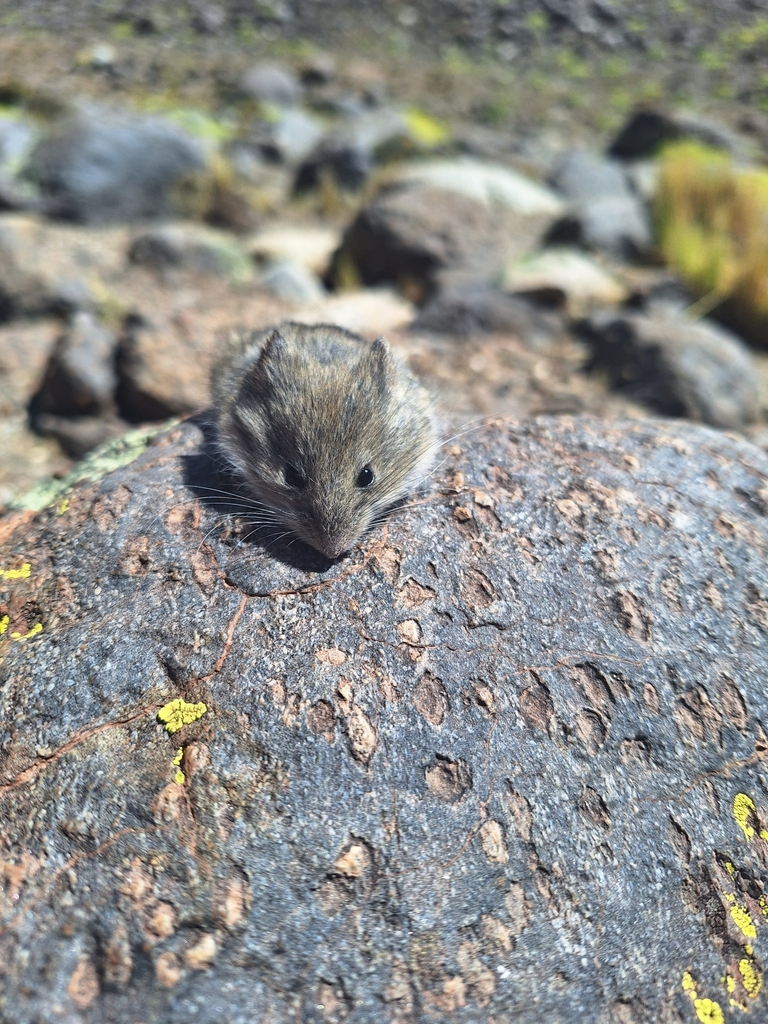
left=2, top=415, right=768, bottom=1023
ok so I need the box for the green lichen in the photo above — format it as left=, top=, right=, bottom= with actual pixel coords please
left=10, top=421, right=178, bottom=513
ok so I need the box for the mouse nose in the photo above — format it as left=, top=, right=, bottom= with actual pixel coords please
left=319, top=538, right=347, bottom=560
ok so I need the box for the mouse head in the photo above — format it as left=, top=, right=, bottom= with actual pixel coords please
left=218, top=323, right=436, bottom=559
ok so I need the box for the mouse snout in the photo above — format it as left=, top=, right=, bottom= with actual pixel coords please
left=301, top=494, right=361, bottom=560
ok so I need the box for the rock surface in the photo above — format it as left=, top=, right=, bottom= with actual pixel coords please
left=25, top=112, right=206, bottom=224
left=1, top=416, right=768, bottom=1022
left=548, top=150, right=651, bottom=260
left=583, top=311, right=761, bottom=429
left=333, top=165, right=559, bottom=301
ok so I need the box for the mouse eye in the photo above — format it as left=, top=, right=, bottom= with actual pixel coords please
left=356, top=465, right=375, bottom=488
left=284, top=463, right=307, bottom=489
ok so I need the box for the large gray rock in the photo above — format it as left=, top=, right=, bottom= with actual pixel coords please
left=128, top=225, right=254, bottom=283
left=0, top=215, right=128, bottom=318
left=239, top=63, right=303, bottom=107
left=332, top=162, right=562, bottom=300
left=30, top=311, right=117, bottom=419
left=609, top=107, right=751, bottom=160
left=582, top=311, right=761, bottom=429
left=2, top=415, right=768, bottom=1022
left=29, top=311, right=123, bottom=457
left=548, top=150, right=651, bottom=260
left=295, top=110, right=410, bottom=192
left=25, top=112, right=206, bottom=224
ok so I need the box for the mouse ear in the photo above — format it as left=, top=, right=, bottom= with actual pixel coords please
left=366, top=336, right=396, bottom=389
left=260, top=328, right=287, bottom=362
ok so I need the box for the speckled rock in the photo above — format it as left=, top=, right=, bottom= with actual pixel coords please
left=1, top=415, right=768, bottom=1023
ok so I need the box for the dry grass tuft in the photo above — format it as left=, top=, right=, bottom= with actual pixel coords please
left=655, top=141, right=768, bottom=345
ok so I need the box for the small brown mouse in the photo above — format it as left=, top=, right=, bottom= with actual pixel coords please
left=210, top=321, right=437, bottom=559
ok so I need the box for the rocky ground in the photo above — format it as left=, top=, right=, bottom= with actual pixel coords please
left=4, top=5, right=768, bottom=1022
left=2, top=1, right=768, bottom=506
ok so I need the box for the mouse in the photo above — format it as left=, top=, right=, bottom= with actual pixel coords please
left=210, top=321, right=437, bottom=559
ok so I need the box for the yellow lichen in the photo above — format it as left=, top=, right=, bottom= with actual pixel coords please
left=57, top=498, right=69, bottom=515
left=759, top=895, right=768, bottom=919
left=0, top=615, right=7, bottom=635
left=724, top=861, right=735, bottom=875
left=0, top=562, right=31, bottom=581
left=172, top=747, right=185, bottom=785
left=693, top=998, right=724, bottom=1024
left=738, top=958, right=762, bottom=998
left=10, top=622, right=42, bottom=641
left=730, top=903, right=757, bottom=939
left=726, top=975, right=736, bottom=994
left=157, top=699, right=207, bottom=735
left=682, top=971, right=697, bottom=996
left=733, top=793, right=757, bottom=840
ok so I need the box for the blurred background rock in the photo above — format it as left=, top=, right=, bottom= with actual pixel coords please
left=2, top=0, right=768, bottom=506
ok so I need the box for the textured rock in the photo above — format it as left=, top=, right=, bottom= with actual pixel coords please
left=609, top=108, right=750, bottom=160
left=0, top=320, right=58, bottom=415
left=412, top=282, right=560, bottom=339
left=0, top=214, right=128, bottom=318
left=116, top=314, right=218, bottom=422
left=397, top=159, right=563, bottom=216
left=258, top=260, right=325, bottom=302
left=295, top=110, right=410, bottom=192
left=25, top=112, right=206, bottom=224
left=128, top=225, right=254, bottom=283
left=239, top=63, right=303, bottom=107
left=333, top=172, right=557, bottom=302
left=28, top=310, right=120, bottom=457
left=292, top=288, right=414, bottom=337
left=0, top=320, right=72, bottom=504
left=1, top=416, right=768, bottom=1022
left=503, top=247, right=627, bottom=313
left=548, top=150, right=651, bottom=260
left=30, top=311, right=117, bottom=419
left=247, top=223, right=341, bottom=276
left=261, top=108, right=324, bottom=166
left=582, top=311, right=760, bottom=429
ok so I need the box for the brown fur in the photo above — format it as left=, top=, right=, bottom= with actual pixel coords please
left=211, top=321, right=437, bottom=558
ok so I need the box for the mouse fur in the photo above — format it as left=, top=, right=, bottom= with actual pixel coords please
left=210, top=321, right=437, bottom=559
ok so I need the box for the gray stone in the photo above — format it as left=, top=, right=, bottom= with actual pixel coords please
left=503, top=247, right=627, bottom=313
left=24, top=111, right=206, bottom=224
left=582, top=311, right=760, bottom=428
left=550, top=149, right=630, bottom=203
left=0, top=114, right=39, bottom=177
left=30, top=311, right=117, bottom=419
left=32, top=411, right=127, bottom=457
left=128, top=225, right=254, bottom=283
left=263, top=108, right=324, bottom=166
left=259, top=260, right=325, bottom=303
left=295, top=110, right=410, bottom=192
left=2, top=415, right=768, bottom=1021
left=0, top=214, right=128, bottom=318
left=398, top=157, right=563, bottom=216
left=240, top=63, right=302, bottom=107
left=548, top=150, right=652, bottom=259
left=609, top=107, right=752, bottom=160
left=332, top=172, right=559, bottom=301
left=412, top=281, right=561, bottom=339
